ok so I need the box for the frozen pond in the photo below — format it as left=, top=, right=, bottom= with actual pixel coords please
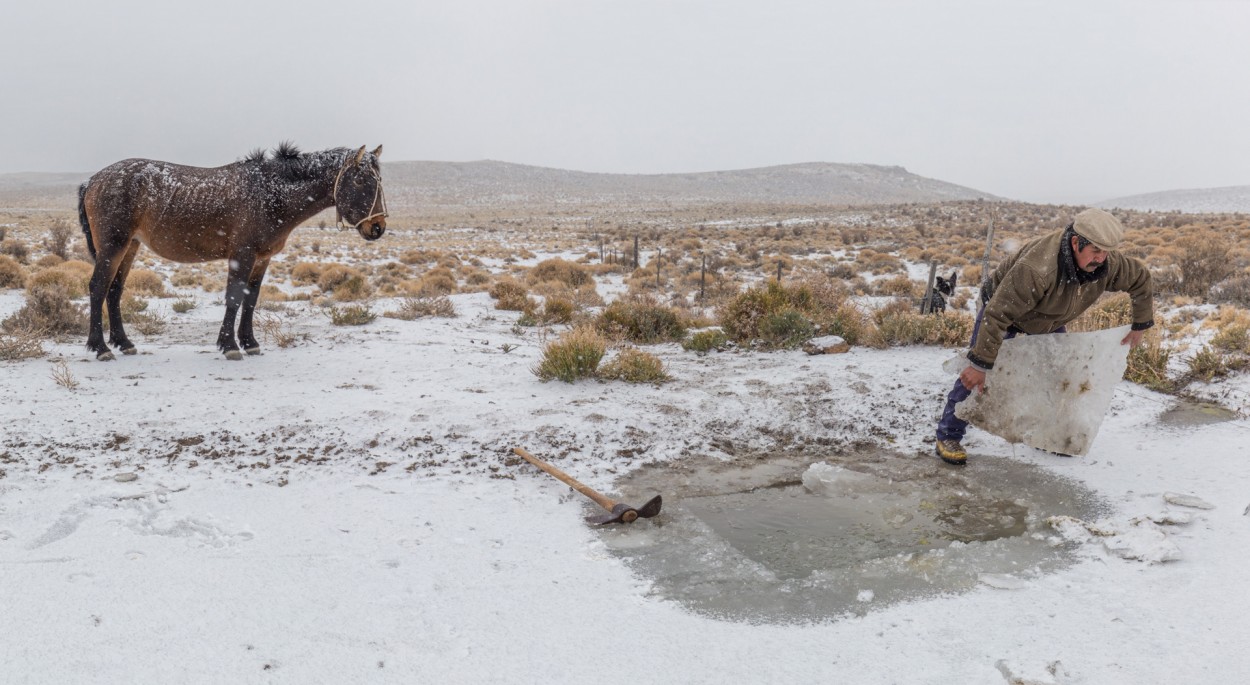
left=599, top=448, right=1110, bottom=623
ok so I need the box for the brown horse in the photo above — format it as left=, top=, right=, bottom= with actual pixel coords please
left=77, top=143, right=387, bottom=361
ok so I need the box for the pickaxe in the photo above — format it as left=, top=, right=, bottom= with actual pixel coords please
left=513, top=447, right=662, bottom=525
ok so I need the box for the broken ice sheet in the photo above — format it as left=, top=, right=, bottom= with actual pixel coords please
left=1102, top=520, right=1182, bottom=564
left=956, top=325, right=1131, bottom=456
left=978, top=573, right=1028, bottom=590
left=1163, top=492, right=1215, bottom=510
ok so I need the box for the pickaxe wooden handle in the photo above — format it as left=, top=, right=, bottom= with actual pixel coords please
left=513, top=447, right=662, bottom=525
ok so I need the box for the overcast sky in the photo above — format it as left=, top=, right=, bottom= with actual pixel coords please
left=2, top=0, right=1247, bottom=203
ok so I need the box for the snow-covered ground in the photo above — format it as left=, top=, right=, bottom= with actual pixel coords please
left=2, top=288, right=1249, bottom=684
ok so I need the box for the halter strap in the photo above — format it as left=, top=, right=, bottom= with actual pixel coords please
left=333, top=156, right=388, bottom=230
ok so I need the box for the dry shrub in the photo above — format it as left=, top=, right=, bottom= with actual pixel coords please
left=597, top=297, right=686, bottom=344
left=400, top=249, right=444, bottom=265
left=490, top=277, right=532, bottom=311
left=332, top=274, right=372, bottom=301
left=329, top=304, right=376, bottom=326
left=1212, top=275, right=1250, bottom=307
left=28, top=263, right=90, bottom=299
left=1068, top=293, right=1132, bottom=332
left=47, top=219, right=74, bottom=260
left=317, top=264, right=363, bottom=292
left=873, top=299, right=974, bottom=347
left=126, top=269, right=167, bottom=297
left=171, top=268, right=206, bottom=288
left=257, top=312, right=302, bottom=348
left=0, top=325, right=45, bottom=360
left=527, top=258, right=592, bottom=288
left=598, top=347, right=669, bottom=383
left=531, top=279, right=603, bottom=309
left=0, top=254, right=26, bottom=289
left=2, top=283, right=88, bottom=336
left=682, top=329, right=729, bottom=354
left=533, top=325, right=606, bottom=382
left=1210, top=320, right=1250, bottom=355
left=874, top=275, right=917, bottom=297
left=412, top=267, right=458, bottom=297
left=290, top=262, right=323, bottom=285
left=260, top=284, right=288, bottom=302
left=1186, top=345, right=1229, bottom=381
left=383, top=296, right=457, bottom=320
left=459, top=267, right=493, bottom=290
left=718, top=281, right=814, bottom=347
left=1173, top=230, right=1234, bottom=298
left=34, top=254, right=64, bottom=269
left=171, top=298, right=196, bottom=313
left=1, top=239, right=29, bottom=263
left=1125, top=332, right=1173, bottom=392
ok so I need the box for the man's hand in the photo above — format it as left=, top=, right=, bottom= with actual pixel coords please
left=959, top=365, right=987, bottom=393
left=1121, top=329, right=1147, bottom=348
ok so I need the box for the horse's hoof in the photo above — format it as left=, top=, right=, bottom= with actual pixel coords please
left=224, top=350, right=244, bottom=361
left=244, top=347, right=262, bottom=356
left=121, top=346, right=138, bottom=356
left=96, top=350, right=115, bottom=361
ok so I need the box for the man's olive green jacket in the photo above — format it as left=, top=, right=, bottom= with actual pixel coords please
left=969, top=228, right=1154, bottom=370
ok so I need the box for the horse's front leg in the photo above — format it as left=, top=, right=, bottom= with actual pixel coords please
left=237, top=257, right=271, bottom=355
left=218, top=251, right=257, bottom=360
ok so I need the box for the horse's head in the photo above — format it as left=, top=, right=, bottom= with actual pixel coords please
left=334, top=145, right=387, bottom=241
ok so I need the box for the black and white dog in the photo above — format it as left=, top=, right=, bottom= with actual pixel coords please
left=928, top=271, right=957, bottom=314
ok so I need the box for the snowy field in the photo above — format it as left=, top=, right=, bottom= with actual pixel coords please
left=2, top=286, right=1249, bottom=684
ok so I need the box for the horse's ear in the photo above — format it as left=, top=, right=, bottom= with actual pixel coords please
left=354, top=146, right=366, bottom=165
left=371, top=145, right=383, bottom=159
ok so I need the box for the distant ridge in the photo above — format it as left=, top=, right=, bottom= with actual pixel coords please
left=381, top=160, right=998, bottom=208
left=1096, top=184, right=1250, bottom=214
left=0, top=161, right=997, bottom=211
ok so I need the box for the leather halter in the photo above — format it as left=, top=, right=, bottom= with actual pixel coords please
left=332, top=155, right=388, bottom=230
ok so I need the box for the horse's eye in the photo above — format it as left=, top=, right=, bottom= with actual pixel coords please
left=352, top=176, right=365, bottom=187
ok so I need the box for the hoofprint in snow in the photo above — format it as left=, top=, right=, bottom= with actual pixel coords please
left=2, top=288, right=1250, bottom=684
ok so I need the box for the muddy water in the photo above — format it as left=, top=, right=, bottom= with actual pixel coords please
left=1159, top=399, right=1238, bottom=427
left=598, top=448, right=1109, bottom=623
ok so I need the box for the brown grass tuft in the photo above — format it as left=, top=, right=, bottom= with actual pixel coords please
left=533, top=325, right=607, bottom=382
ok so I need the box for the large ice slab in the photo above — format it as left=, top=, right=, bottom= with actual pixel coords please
left=955, top=325, right=1131, bottom=456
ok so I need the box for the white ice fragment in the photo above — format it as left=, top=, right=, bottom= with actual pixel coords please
left=1102, top=520, right=1181, bottom=563
left=856, top=589, right=874, bottom=602
left=114, top=473, right=138, bottom=483
left=1145, top=510, right=1194, bottom=525
left=978, top=573, right=1028, bottom=590
left=956, top=326, right=1131, bottom=456
left=941, top=352, right=966, bottom=374
left=801, top=462, right=873, bottom=497
left=1045, top=515, right=1092, bottom=544
left=1163, top=492, right=1215, bottom=510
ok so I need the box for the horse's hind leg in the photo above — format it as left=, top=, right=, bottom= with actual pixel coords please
left=86, top=237, right=131, bottom=361
left=105, top=240, right=142, bottom=354
left=237, top=257, right=271, bottom=355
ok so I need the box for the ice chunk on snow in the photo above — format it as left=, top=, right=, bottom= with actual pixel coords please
left=979, top=573, right=1028, bottom=590
left=801, top=462, right=873, bottom=496
left=856, top=589, right=874, bottom=602
left=956, top=325, right=1131, bottom=456
left=1163, top=492, right=1215, bottom=510
left=1102, top=520, right=1182, bottom=564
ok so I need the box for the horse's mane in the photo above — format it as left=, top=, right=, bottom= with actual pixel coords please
left=244, top=142, right=352, bottom=182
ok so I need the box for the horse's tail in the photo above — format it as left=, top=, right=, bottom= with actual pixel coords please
left=77, top=181, right=96, bottom=261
